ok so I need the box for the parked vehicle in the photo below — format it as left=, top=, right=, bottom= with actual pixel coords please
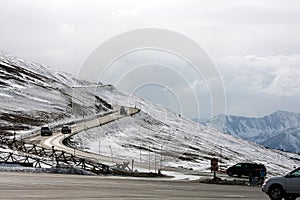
left=262, top=167, right=300, bottom=200
left=226, top=162, right=266, bottom=177
left=61, top=125, right=71, bottom=134
left=41, top=126, right=52, bottom=136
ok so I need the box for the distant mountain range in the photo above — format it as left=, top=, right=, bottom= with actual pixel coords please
left=201, top=110, right=300, bottom=153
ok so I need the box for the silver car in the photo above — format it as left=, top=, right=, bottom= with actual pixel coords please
left=262, top=167, right=300, bottom=200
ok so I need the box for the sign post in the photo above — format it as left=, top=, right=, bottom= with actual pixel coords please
left=210, top=158, right=219, bottom=179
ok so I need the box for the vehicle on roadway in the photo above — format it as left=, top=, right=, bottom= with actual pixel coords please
left=262, top=167, right=300, bottom=200
left=61, top=125, right=71, bottom=134
left=226, top=162, right=266, bottom=177
left=40, top=126, right=52, bottom=136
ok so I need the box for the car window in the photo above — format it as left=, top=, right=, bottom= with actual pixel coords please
left=291, top=169, right=300, bottom=177
left=235, top=164, right=242, bottom=167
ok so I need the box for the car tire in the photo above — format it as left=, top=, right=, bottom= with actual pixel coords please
left=284, top=195, right=296, bottom=200
left=269, top=186, right=284, bottom=200
left=228, top=171, right=233, bottom=176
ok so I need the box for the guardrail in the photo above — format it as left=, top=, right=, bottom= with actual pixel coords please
left=0, top=134, right=162, bottom=177
left=0, top=137, right=111, bottom=174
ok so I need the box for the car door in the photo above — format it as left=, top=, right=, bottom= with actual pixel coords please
left=242, top=163, right=249, bottom=176
left=285, top=168, right=300, bottom=194
left=237, top=163, right=247, bottom=176
left=231, top=163, right=242, bottom=175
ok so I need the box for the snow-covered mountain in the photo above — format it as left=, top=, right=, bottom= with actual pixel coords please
left=1, top=52, right=300, bottom=176
left=0, top=52, right=112, bottom=136
left=202, top=111, right=300, bottom=153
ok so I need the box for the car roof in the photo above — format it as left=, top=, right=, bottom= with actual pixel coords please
left=234, top=163, right=265, bottom=166
left=236, top=163, right=255, bottom=164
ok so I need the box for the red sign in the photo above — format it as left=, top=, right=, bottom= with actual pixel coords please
left=210, top=158, right=219, bottom=171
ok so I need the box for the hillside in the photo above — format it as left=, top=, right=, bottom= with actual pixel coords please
left=0, top=52, right=112, bottom=136
left=69, top=86, right=300, bottom=176
left=202, top=111, right=300, bottom=153
left=0, top=52, right=299, bottom=176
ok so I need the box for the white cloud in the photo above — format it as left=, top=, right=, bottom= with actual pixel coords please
left=111, top=9, right=138, bottom=17
left=216, top=54, right=300, bottom=117
left=59, top=23, right=76, bottom=37
left=220, top=55, right=300, bottom=97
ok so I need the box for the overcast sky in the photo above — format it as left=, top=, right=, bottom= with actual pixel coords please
left=1, top=0, right=300, bottom=119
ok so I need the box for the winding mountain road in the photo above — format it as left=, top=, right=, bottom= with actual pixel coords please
left=28, top=107, right=139, bottom=165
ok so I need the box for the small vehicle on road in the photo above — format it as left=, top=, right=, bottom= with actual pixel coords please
left=41, top=126, right=52, bottom=136
left=262, top=167, right=300, bottom=200
left=226, top=162, right=266, bottom=177
left=61, top=125, right=71, bottom=134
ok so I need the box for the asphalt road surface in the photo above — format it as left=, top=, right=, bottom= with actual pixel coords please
left=0, top=172, right=269, bottom=200
left=28, top=107, right=140, bottom=167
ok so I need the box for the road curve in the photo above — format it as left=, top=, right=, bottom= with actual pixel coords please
left=28, top=107, right=140, bottom=166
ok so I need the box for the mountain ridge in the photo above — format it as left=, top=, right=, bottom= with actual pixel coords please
left=202, top=110, right=300, bottom=152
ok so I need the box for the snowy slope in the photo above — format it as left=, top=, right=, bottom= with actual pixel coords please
left=69, top=86, right=300, bottom=176
left=0, top=52, right=112, bottom=135
left=202, top=111, right=300, bottom=153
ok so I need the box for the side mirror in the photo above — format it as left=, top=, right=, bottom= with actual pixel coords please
left=285, top=173, right=291, bottom=178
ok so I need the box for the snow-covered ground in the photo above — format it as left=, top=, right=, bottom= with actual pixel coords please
left=70, top=86, right=300, bottom=176
left=0, top=52, right=113, bottom=136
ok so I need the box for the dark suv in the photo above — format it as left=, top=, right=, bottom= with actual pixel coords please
left=61, top=125, right=71, bottom=134
left=41, top=126, right=52, bottom=136
left=226, top=162, right=266, bottom=177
